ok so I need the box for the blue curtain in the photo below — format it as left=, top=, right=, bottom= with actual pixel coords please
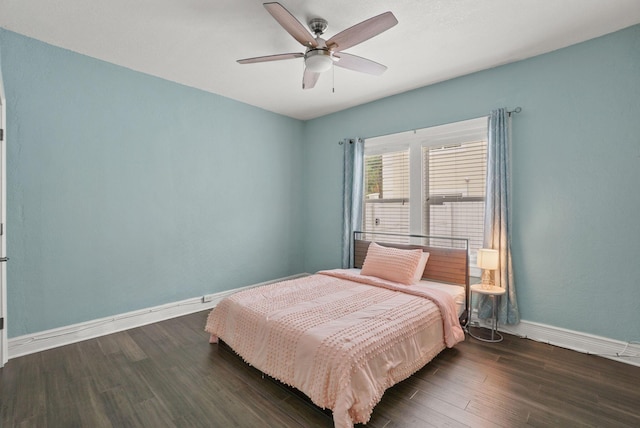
left=341, top=138, right=364, bottom=268
left=480, top=109, right=520, bottom=324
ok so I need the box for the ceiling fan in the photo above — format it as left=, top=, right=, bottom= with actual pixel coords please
left=237, top=2, right=398, bottom=89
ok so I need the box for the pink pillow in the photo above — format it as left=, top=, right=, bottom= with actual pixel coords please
left=361, top=242, right=425, bottom=285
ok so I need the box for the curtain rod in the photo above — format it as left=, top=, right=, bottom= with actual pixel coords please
left=339, top=106, right=522, bottom=145
left=338, top=138, right=363, bottom=146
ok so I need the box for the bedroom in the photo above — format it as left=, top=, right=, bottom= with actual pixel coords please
left=0, top=0, right=639, bottom=426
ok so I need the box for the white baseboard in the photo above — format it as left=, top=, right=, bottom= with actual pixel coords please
left=498, top=320, right=640, bottom=367
left=8, top=273, right=308, bottom=360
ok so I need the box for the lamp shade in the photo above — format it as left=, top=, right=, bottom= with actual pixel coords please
left=477, top=248, right=499, bottom=270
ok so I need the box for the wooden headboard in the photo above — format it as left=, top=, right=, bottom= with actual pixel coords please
left=353, top=231, right=470, bottom=325
left=353, top=239, right=468, bottom=286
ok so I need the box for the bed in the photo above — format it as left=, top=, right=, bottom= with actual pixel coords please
left=205, top=232, right=469, bottom=428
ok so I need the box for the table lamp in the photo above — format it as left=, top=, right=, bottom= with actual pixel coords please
left=477, top=248, right=499, bottom=290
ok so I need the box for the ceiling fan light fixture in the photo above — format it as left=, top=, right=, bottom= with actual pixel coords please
left=305, top=49, right=333, bottom=73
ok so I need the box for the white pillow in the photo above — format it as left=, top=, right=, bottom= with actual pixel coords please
left=412, top=251, right=430, bottom=283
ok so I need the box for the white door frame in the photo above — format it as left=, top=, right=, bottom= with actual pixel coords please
left=0, top=67, right=7, bottom=366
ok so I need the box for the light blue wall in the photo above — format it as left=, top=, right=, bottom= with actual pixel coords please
left=2, top=24, right=639, bottom=344
left=0, top=29, right=305, bottom=337
left=303, top=25, right=640, bottom=343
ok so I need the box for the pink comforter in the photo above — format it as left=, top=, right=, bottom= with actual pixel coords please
left=205, top=269, right=464, bottom=428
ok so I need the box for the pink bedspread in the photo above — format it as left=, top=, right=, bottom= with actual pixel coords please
left=205, top=269, right=464, bottom=428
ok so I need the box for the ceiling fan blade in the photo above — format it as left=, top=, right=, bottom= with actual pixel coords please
left=264, top=2, right=318, bottom=48
left=302, top=68, right=320, bottom=90
left=326, top=11, right=397, bottom=52
left=237, top=52, right=304, bottom=64
left=333, top=52, right=387, bottom=75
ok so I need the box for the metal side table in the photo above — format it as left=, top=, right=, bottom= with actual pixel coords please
left=468, top=284, right=506, bottom=343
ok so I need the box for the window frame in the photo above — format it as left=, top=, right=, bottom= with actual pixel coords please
left=364, top=117, right=487, bottom=275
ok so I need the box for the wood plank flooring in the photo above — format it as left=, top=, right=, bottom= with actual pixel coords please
left=2, top=310, right=639, bottom=427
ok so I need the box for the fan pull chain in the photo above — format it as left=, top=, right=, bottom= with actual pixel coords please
left=332, top=63, right=335, bottom=93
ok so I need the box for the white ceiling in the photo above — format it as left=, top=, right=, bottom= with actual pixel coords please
left=1, top=0, right=639, bottom=120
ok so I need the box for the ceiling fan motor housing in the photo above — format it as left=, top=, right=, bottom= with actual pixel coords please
left=308, top=18, right=328, bottom=35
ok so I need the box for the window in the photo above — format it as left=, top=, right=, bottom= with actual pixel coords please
left=363, top=117, right=487, bottom=273
left=363, top=149, right=409, bottom=243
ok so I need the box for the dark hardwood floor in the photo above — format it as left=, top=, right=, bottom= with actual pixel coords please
left=2, top=310, right=639, bottom=427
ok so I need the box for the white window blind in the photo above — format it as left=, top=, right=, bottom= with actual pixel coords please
left=363, top=149, right=410, bottom=242
left=423, top=140, right=487, bottom=254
